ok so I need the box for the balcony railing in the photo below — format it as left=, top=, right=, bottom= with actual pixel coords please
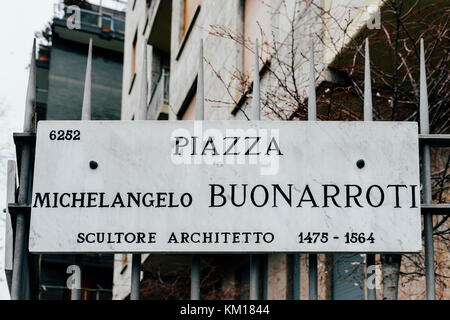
left=53, top=3, right=125, bottom=35
left=40, top=285, right=112, bottom=300
left=148, top=69, right=170, bottom=120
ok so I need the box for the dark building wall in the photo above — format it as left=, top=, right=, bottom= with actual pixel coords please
left=46, top=37, right=122, bottom=120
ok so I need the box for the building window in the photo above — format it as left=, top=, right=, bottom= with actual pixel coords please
left=184, top=0, right=201, bottom=36
left=243, top=0, right=270, bottom=81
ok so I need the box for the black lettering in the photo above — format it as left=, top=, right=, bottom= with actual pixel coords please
left=202, top=137, right=218, bottom=155
left=86, top=233, right=95, bottom=243
left=175, top=137, right=189, bottom=155
left=33, top=193, right=50, bottom=208
left=60, top=193, right=71, bottom=208
left=142, top=193, right=154, bottom=207
left=323, top=185, right=341, bottom=208
left=230, top=184, right=247, bottom=207
left=250, top=185, right=269, bottom=207
left=72, top=193, right=86, bottom=208
left=345, top=185, right=363, bottom=208
left=297, top=185, right=318, bottom=207
left=181, top=193, right=192, bottom=207
left=87, top=192, right=98, bottom=208
left=168, top=232, right=178, bottom=243
left=245, top=137, right=260, bottom=155
left=273, top=184, right=292, bottom=207
left=366, top=185, right=385, bottom=207
left=266, top=137, right=283, bottom=155
left=148, top=233, right=156, bottom=243
left=127, top=192, right=141, bottom=208
left=210, top=184, right=226, bottom=207
left=224, top=137, right=239, bottom=155
left=263, top=232, right=274, bottom=243
left=77, top=233, right=85, bottom=244
left=99, top=193, right=109, bottom=208
left=387, top=185, right=407, bottom=208
left=111, top=193, right=125, bottom=208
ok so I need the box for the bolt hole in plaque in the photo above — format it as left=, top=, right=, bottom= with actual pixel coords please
left=356, top=159, right=365, bottom=169
left=89, top=160, right=98, bottom=170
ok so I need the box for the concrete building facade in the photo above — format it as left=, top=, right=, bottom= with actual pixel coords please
left=116, top=0, right=447, bottom=300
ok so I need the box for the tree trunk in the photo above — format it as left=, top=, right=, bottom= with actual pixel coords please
left=381, top=254, right=401, bottom=300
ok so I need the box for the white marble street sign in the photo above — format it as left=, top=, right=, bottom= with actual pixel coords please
left=29, top=121, right=421, bottom=253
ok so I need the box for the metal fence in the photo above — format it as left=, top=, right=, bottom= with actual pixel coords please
left=6, top=36, right=450, bottom=300
left=39, top=285, right=112, bottom=300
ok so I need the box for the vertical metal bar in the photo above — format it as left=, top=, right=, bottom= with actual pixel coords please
left=130, top=41, right=149, bottom=301
left=308, top=254, right=317, bottom=300
left=262, top=255, right=268, bottom=300
left=5, top=161, right=16, bottom=276
left=308, top=39, right=318, bottom=300
left=249, top=39, right=261, bottom=301
left=308, top=40, right=316, bottom=121
left=291, top=37, right=307, bottom=299
left=292, top=254, right=300, bottom=300
left=70, top=38, right=93, bottom=301
left=250, top=255, right=260, bottom=300
left=364, top=38, right=377, bottom=300
left=81, top=38, right=92, bottom=121
left=191, top=39, right=204, bottom=301
left=191, top=255, right=200, bottom=300
left=420, top=38, right=435, bottom=300
left=137, top=42, right=149, bottom=120
left=195, top=39, right=204, bottom=121
left=130, top=254, right=141, bottom=300
left=366, top=254, right=376, bottom=300
left=364, top=38, right=373, bottom=122
left=11, top=39, right=36, bottom=300
left=251, top=39, right=261, bottom=121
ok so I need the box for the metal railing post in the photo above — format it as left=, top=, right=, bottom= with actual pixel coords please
left=81, top=38, right=92, bottom=121
left=419, top=38, right=435, bottom=300
left=249, top=39, right=261, bottom=301
left=11, top=39, right=36, bottom=300
left=130, top=254, right=141, bottom=300
left=5, top=160, right=16, bottom=294
left=129, top=41, right=150, bottom=301
left=69, top=38, right=93, bottom=301
left=364, top=38, right=377, bottom=300
left=292, top=254, right=300, bottom=300
left=307, top=39, right=318, bottom=301
left=191, top=39, right=204, bottom=301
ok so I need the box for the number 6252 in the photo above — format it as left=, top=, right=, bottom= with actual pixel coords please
left=49, top=130, right=80, bottom=141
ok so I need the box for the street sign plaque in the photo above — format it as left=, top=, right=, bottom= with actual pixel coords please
left=30, top=121, right=421, bottom=253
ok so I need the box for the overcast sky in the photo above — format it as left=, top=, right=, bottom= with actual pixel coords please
left=0, top=1, right=59, bottom=213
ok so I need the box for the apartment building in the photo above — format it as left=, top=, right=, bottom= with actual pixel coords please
left=116, top=0, right=447, bottom=300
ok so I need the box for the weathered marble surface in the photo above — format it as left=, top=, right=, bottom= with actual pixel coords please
left=29, top=121, right=421, bottom=253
